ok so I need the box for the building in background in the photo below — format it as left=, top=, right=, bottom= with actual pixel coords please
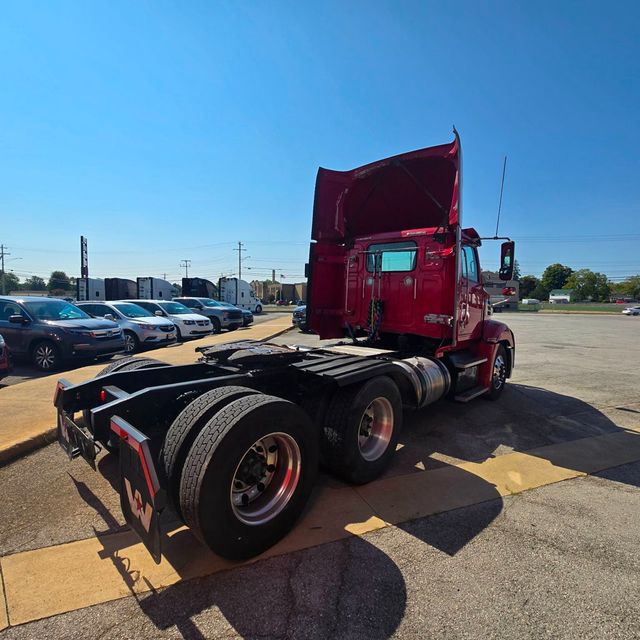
left=549, top=289, right=573, bottom=303
left=250, top=280, right=307, bottom=304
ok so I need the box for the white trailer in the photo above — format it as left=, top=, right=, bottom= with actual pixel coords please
left=218, top=277, right=263, bottom=313
left=76, top=277, right=105, bottom=301
left=136, top=277, right=175, bottom=300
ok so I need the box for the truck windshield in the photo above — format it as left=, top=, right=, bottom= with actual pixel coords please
left=201, top=299, right=223, bottom=308
left=23, top=300, right=90, bottom=321
left=112, top=303, right=154, bottom=318
left=159, top=302, right=192, bottom=315
left=366, top=241, right=417, bottom=272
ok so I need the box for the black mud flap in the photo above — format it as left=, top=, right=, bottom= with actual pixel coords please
left=111, top=416, right=166, bottom=564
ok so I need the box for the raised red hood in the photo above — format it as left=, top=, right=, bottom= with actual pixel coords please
left=311, top=134, right=461, bottom=242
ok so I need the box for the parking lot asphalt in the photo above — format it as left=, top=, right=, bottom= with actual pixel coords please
left=1, top=313, right=639, bottom=638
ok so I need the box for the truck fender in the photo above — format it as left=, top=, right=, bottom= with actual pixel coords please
left=477, top=320, right=515, bottom=386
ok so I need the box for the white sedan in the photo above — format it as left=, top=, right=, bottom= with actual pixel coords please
left=622, top=305, right=640, bottom=316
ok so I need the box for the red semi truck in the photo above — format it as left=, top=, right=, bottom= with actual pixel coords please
left=54, top=133, right=515, bottom=562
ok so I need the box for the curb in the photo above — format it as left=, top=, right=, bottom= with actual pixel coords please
left=0, top=324, right=295, bottom=467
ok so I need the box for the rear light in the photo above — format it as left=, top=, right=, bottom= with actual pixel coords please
left=100, top=389, right=107, bottom=402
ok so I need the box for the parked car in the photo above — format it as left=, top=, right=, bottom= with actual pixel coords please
left=172, top=297, right=243, bottom=333
left=216, top=301, right=253, bottom=327
left=622, top=305, right=640, bottom=316
left=0, top=296, right=124, bottom=371
left=77, top=301, right=176, bottom=354
left=0, top=333, right=12, bottom=379
left=128, top=299, right=213, bottom=341
left=241, top=309, right=254, bottom=327
left=292, top=304, right=308, bottom=332
left=521, top=299, right=540, bottom=305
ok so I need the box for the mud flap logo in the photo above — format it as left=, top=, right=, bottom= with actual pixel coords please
left=124, top=478, right=154, bottom=532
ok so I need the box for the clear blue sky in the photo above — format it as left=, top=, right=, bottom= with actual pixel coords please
left=1, top=1, right=639, bottom=284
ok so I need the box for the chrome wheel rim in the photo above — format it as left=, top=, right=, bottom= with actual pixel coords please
left=358, top=397, right=394, bottom=462
left=35, top=344, right=56, bottom=369
left=493, top=354, right=506, bottom=389
left=230, top=432, right=301, bottom=526
left=124, top=334, right=135, bottom=353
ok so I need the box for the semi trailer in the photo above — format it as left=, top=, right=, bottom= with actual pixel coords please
left=55, top=133, right=515, bottom=563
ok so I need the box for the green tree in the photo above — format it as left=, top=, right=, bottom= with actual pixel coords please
left=1, top=271, right=21, bottom=294
left=565, top=269, right=611, bottom=302
left=512, top=260, right=522, bottom=281
left=47, top=271, right=71, bottom=292
left=615, top=275, right=640, bottom=300
left=540, top=263, right=573, bottom=298
left=519, top=275, right=540, bottom=299
left=530, top=284, right=548, bottom=300
left=24, top=275, right=47, bottom=291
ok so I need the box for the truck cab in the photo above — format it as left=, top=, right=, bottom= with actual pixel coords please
left=307, top=133, right=515, bottom=392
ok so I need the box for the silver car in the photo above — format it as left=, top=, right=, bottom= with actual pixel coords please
left=172, top=297, right=243, bottom=333
left=77, top=301, right=177, bottom=354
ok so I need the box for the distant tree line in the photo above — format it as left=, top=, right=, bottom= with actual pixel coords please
left=517, top=264, right=639, bottom=302
left=0, top=270, right=75, bottom=296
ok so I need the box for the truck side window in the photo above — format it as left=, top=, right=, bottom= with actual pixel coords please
left=462, top=246, right=479, bottom=283
left=366, top=241, right=417, bottom=272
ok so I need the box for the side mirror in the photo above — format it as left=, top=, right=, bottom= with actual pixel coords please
left=104, top=314, right=116, bottom=322
left=9, top=314, right=28, bottom=325
left=154, top=310, right=163, bottom=316
left=499, top=241, right=515, bottom=281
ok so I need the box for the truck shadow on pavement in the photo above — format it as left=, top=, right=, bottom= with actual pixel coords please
left=69, top=382, right=638, bottom=639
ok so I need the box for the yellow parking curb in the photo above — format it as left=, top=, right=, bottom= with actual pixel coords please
left=3, top=428, right=640, bottom=627
left=0, top=317, right=292, bottom=465
left=0, top=568, right=8, bottom=632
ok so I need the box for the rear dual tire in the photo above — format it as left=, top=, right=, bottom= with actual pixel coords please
left=176, top=393, right=318, bottom=560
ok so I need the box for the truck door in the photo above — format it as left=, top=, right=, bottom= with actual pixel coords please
left=457, top=245, right=485, bottom=342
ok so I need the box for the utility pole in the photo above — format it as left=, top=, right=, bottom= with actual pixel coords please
left=0, top=244, right=10, bottom=295
left=233, top=242, right=247, bottom=305
left=234, top=242, right=247, bottom=281
left=180, top=260, right=191, bottom=278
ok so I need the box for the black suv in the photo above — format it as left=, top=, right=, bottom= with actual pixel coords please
left=0, top=296, right=125, bottom=371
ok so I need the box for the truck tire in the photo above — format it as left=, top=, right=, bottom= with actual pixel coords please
left=162, top=385, right=260, bottom=516
left=83, top=357, right=168, bottom=448
left=210, top=317, right=221, bottom=334
left=254, top=304, right=262, bottom=314
left=484, top=345, right=508, bottom=401
left=180, top=394, right=318, bottom=560
left=322, top=376, right=402, bottom=484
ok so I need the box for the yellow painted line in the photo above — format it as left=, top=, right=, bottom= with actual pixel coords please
left=3, top=428, right=640, bottom=626
left=0, top=317, right=292, bottom=464
left=0, top=568, right=8, bottom=632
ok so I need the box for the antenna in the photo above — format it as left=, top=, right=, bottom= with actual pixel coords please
left=495, top=156, right=507, bottom=238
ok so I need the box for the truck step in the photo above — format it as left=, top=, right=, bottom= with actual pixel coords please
left=448, top=352, right=488, bottom=370
left=454, top=386, right=489, bottom=403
